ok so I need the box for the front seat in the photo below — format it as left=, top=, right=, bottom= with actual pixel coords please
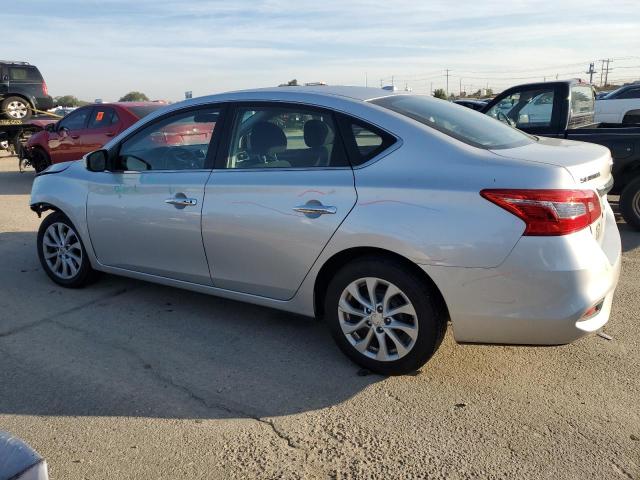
left=303, top=119, right=333, bottom=166
left=248, top=121, right=289, bottom=167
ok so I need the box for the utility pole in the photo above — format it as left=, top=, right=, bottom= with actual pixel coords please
left=391, top=75, right=394, bottom=88
left=603, top=59, right=612, bottom=86
left=459, top=78, right=462, bottom=96
left=445, top=69, right=450, bottom=95
left=430, top=81, right=433, bottom=96
left=600, top=59, right=605, bottom=86
left=585, top=62, right=597, bottom=84
left=365, top=72, right=368, bottom=88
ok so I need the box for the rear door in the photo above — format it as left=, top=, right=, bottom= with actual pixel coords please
left=81, top=106, right=121, bottom=153
left=202, top=102, right=357, bottom=300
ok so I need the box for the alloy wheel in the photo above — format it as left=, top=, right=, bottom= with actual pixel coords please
left=42, top=222, right=83, bottom=280
left=338, top=277, right=419, bottom=361
left=6, top=100, right=29, bottom=119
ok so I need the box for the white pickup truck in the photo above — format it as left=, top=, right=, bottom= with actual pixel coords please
left=595, top=83, right=640, bottom=125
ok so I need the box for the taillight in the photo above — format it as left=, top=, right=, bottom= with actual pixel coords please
left=42, top=81, right=48, bottom=96
left=480, top=189, right=602, bottom=236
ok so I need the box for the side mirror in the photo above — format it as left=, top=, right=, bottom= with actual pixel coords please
left=85, top=149, right=108, bottom=172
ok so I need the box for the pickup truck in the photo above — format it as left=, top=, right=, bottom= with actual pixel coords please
left=481, top=79, right=640, bottom=229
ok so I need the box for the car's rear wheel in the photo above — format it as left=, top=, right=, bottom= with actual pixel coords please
left=1, top=96, right=32, bottom=120
left=324, top=256, right=447, bottom=375
left=620, top=176, right=640, bottom=230
left=37, top=211, right=96, bottom=288
left=31, top=148, right=51, bottom=173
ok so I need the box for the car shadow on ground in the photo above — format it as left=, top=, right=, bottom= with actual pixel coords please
left=0, top=231, right=381, bottom=421
left=0, top=167, right=36, bottom=195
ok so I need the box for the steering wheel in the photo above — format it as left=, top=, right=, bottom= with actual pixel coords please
left=496, top=111, right=516, bottom=127
left=161, top=146, right=201, bottom=170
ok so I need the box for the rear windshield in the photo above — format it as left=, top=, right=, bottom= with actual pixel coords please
left=371, top=95, right=532, bottom=149
left=570, top=85, right=595, bottom=115
left=125, top=105, right=165, bottom=119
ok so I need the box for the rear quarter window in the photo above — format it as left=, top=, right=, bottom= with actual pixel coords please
left=8, top=66, right=42, bottom=82
left=338, top=117, right=396, bottom=166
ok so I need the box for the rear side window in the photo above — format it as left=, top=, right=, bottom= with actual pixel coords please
left=58, top=108, right=90, bottom=130
left=340, top=118, right=395, bottom=166
left=8, top=67, right=42, bottom=82
left=373, top=95, right=532, bottom=149
left=88, top=108, right=118, bottom=128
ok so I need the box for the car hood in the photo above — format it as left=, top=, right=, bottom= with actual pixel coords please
left=490, top=136, right=612, bottom=191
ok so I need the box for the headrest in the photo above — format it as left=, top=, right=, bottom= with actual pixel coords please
left=250, top=121, right=287, bottom=154
left=304, top=120, right=331, bottom=148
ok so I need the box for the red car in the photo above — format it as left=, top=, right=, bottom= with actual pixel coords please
left=26, top=102, right=165, bottom=171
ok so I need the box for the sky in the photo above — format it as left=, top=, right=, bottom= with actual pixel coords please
left=3, top=0, right=640, bottom=102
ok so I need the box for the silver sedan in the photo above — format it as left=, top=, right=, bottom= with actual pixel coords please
left=30, top=86, right=621, bottom=375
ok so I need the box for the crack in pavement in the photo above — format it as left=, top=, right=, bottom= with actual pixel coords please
left=47, top=319, right=307, bottom=454
left=0, top=287, right=132, bottom=339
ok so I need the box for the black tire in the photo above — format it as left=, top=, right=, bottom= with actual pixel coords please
left=620, top=176, right=640, bottom=231
left=37, top=211, right=97, bottom=288
left=324, top=256, right=447, bottom=376
left=31, top=148, right=51, bottom=173
left=622, top=113, right=640, bottom=125
left=1, top=96, right=32, bottom=120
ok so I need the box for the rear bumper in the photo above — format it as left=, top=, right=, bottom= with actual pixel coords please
left=424, top=200, right=622, bottom=345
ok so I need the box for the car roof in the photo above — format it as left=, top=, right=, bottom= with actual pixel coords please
left=175, top=86, right=401, bottom=107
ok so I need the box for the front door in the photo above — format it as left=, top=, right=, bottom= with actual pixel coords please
left=87, top=106, right=223, bottom=285
left=50, top=106, right=91, bottom=163
left=202, top=103, right=357, bottom=300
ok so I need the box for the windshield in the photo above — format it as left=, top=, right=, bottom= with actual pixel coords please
left=126, top=105, right=166, bottom=119
left=371, top=95, right=532, bottom=149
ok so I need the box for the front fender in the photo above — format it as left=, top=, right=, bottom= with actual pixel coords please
left=30, top=163, right=99, bottom=268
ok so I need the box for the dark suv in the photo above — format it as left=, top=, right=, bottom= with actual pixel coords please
left=0, top=61, right=53, bottom=120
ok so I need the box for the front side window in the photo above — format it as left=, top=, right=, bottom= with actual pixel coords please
left=117, top=108, right=220, bottom=171
left=617, top=87, right=640, bottom=99
left=485, top=88, right=555, bottom=129
left=58, top=108, right=90, bottom=131
left=373, top=95, right=532, bottom=149
left=223, top=106, right=348, bottom=169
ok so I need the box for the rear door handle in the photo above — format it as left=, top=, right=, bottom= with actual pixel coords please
left=70, top=135, right=79, bottom=139
left=293, top=204, right=337, bottom=217
left=105, top=132, right=115, bottom=137
left=165, top=197, right=197, bottom=207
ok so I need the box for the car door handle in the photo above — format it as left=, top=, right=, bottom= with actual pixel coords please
left=165, top=197, right=197, bottom=207
left=70, top=135, right=79, bottom=139
left=293, top=204, right=337, bottom=216
left=105, top=132, right=115, bottom=137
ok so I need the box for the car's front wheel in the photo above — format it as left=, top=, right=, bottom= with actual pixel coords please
left=37, top=211, right=96, bottom=287
left=324, top=256, right=447, bottom=375
left=620, top=176, right=640, bottom=231
left=1, top=96, right=32, bottom=120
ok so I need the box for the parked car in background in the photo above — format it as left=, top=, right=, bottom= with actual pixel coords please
left=482, top=80, right=640, bottom=229
left=596, top=90, right=612, bottom=100
left=0, top=61, right=53, bottom=120
left=595, top=82, right=640, bottom=125
left=30, top=86, right=621, bottom=375
left=453, top=99, right=487, bottom=111
left=25, top=102, right=166, bottom=171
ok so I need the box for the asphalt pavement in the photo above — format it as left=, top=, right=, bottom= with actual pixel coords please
left=0, top=152, right=638, bottom=479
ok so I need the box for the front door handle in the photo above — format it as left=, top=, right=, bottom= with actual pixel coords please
left=165, top=197, right=197, bottom=207
left=293, top=203, right=337, bottom=217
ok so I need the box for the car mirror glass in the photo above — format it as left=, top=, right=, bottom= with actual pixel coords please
left=86, top=149, right=108, bottom=172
